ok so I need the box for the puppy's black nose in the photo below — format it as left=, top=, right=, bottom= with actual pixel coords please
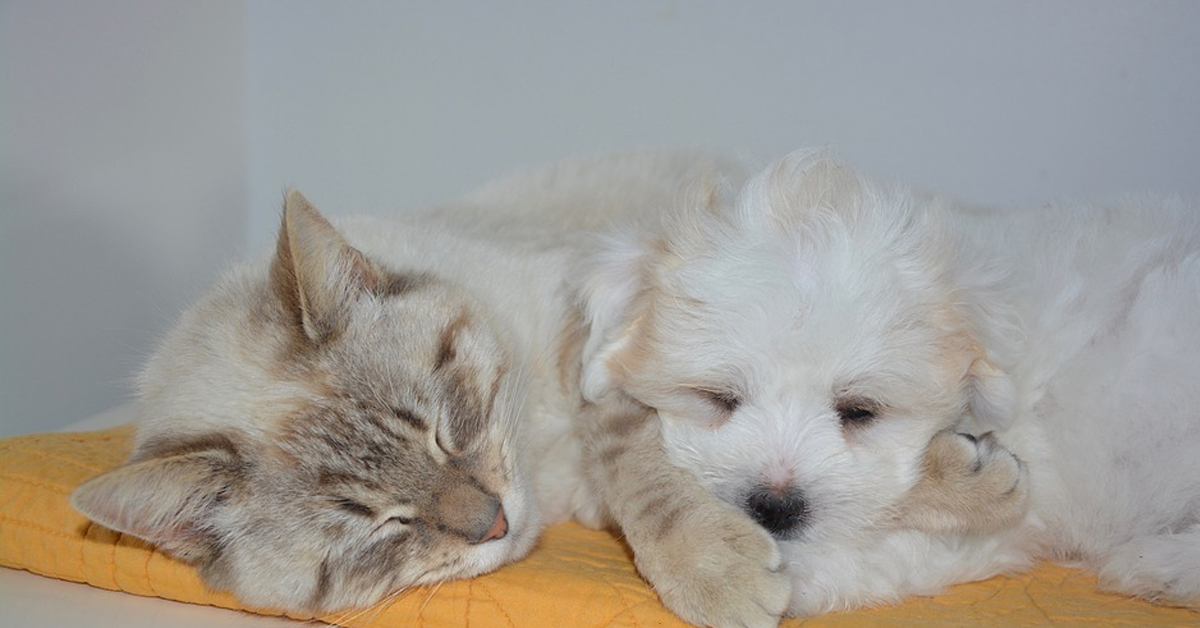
left=744, top=486, right=809, bottom=539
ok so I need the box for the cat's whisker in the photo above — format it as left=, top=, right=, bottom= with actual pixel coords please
left=294, top=615, right=337, bottom=628
left=321, top=607, right=356, bottom=628
left=324, top=585, right=408, bottom=628
left=355, top=587, right=407, bottom=627
left=328, top=597, right=382, bottom=628
left=378, top=585, right=413, bottom=615
left=417, top=580, right=445, bottom=617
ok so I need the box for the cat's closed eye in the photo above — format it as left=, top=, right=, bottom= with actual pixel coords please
left=335, top=498, right=375, bottom=518
left=375, top=506, right=417, bottom=532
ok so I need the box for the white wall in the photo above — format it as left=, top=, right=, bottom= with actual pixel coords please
left=245, top=0, right=1200, bottom=252
left=1, top=1, right=247, bottom=436
left=3, top=0, right=1199, bottom=436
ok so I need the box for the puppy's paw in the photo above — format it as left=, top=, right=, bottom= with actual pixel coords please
left=896, top=430, right=1028, bottom=535
left=633, top=499, right=790, bottom=628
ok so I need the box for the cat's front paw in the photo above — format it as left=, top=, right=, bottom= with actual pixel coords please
left=633, top=499, right=790, bottom=628
left=896, top=430, right=1028, bottom=535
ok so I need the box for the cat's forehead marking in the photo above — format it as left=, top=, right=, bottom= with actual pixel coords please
left=440, top=366, right=490, bottom=450
left=423, top=309, right=511, bottom=455
left=390, top=405, right=427, bottom=432
left=315, top=467, right=386, bottom=492
left=377, top=270, right=434, bottom=298
left=433, top=311, right=470, bottom=372
left=278, top=400, right=425, bottom=472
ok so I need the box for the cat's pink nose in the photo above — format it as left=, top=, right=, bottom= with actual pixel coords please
left=480, top=505, right=508, bottom=542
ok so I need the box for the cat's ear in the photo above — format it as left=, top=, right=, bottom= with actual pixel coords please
left=574, top=232, right=652, bottom=402
left=271, top=190, right=382, bottom=343
left=70, top=444, right=242, bottom=564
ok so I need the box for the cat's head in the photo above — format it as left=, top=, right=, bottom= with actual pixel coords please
left=71, top=192, right=539, bottom=614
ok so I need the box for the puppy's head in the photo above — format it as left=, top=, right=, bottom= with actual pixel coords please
left=577, top=150, right=1012, bottom=544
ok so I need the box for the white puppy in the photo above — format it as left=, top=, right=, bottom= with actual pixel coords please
left=578, top=150, right=1200, bottom=619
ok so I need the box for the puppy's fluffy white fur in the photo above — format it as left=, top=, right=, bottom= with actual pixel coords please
left=579, top=150, right=1200, bottom=616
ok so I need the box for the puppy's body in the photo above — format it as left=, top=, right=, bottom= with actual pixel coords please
left=955, top=199, right=1200, bottom=601
left=579, top=151, right=1200, bottom=617
left=778, top=193, right=1200, bottom=614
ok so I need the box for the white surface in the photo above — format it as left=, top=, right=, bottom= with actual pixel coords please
left=1, top=404, right=323, bottom=628
left=58, top=402, right=139, bottom=433
left=3, top=1, right=1199, bottom=438
left=0, top=569, right=309, bottom=628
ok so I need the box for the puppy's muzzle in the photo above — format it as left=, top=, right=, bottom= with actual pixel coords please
left=744, top=485, right=809, bottom=539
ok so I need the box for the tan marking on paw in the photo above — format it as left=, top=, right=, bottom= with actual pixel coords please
left=633, top=499, right=791, bottom=628
left=895, top=430, right=1028, bottom=535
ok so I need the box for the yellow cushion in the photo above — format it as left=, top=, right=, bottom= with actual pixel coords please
left=1, top=427, right=1197, bottom=627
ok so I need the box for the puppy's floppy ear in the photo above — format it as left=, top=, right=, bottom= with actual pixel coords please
left=574, top=231, right=652, bottom=402
left=965, top=353, right=1015, bottom=431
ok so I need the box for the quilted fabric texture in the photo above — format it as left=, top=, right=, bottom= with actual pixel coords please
left=1, top=427, right=1198, bottom=628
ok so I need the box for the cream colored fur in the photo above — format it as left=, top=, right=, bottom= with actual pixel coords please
left=577, top=149, right=1200, bottom=621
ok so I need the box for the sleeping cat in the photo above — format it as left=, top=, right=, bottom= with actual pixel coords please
left=71, top=153, right=1028, bottom=625
left=69, top=154, right=732, bottom=614
left=72, top=192, right=547, bottom=613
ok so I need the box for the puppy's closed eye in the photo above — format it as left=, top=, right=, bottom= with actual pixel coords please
left=694, top=388, right=742, bottom=414
left=835, top=396, right=879, bottom=427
